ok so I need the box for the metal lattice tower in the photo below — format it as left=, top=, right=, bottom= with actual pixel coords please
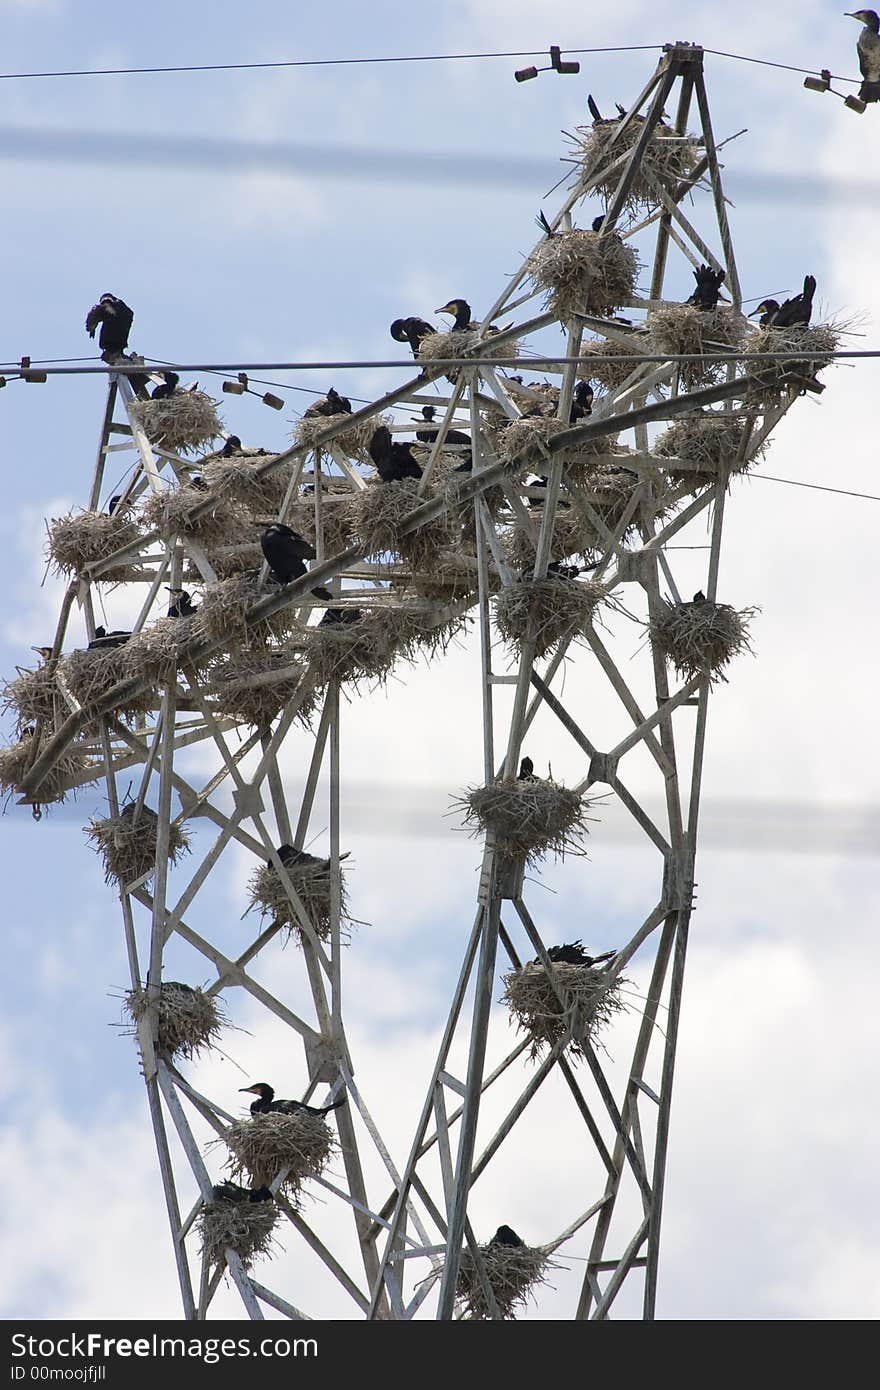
left=6, top=44, right=826, bottom=1319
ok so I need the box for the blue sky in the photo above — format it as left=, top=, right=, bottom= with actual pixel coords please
left=1, top=0, right=879, bottom=1321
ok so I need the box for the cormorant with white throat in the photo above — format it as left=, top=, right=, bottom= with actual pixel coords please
left=846, top=10, right=880, bottom=101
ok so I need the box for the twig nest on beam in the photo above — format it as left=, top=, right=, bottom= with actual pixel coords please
left=527, top=228, right=640, bottom=321
left=200, top=454, right=290, bottom=514
left=653, top=414, right=765, bottom=493
left=409, top=550, right=484, bottom=603
left=86, top=806, right=192, bottom=887
left=62, top=645, right=153, bottom=724
left=505, top=509, right=597, bottom=572
left=579, top=335, right=649, bottom=392
left=46, top=509, right=144, bottom=582
left=198, top=1187, right=279, bottom=1271
left=498, top=415, right=612, bottom=475
left=197, top=574, right=299, bottom=646
left=0, top=665, right=58, bottom=733
left=494, top=575, right=604, bottom=659
left=458, top=776, right=593, bottom=864
left=293, top=412, right=391, bottom=463
left=207, top=647, right=314, bottom=729
left=224, top=1110, right=336, bottom=1192
left=502, top=960, right=628, bottom=1061
left=417, top=329, right=520, bottom=383
left=573, top=117, right=700, bottom=212
left=0, top=734, right=97, bottom=805
left=647, top=305, right=745, bottom=389
left=295, top=612, right=402, bottom=690
left=247, top=850, right=350, bottom=944
left=574, top=463, right=646, bottom=540
left=124, top=981, right=222, bottom=1061
left=121, top=614, right=204, bottom=686
left=129, top=391, right=222, bottom=454
left=648, top=597, right=757, bottom=682
left=141, top=484, right=253, bottom=551
left=455, top=1242, right=554, bottom=1320
left=286, top=487, right=359, bottom=557
left=351, top=478, right=458, bottom=570
left=742, top=322, right=840, bottom=396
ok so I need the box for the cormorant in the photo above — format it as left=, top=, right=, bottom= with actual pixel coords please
left=239, top=1082, right=347, bottom=1119
left=436, top=299, right=481, bottom=332
left=536, top=209, right=558, bottom=239
left=318, top=607, right=363, bottom=627
left=211, top=1181, right=273, bottom=1205
left=846, top=10, right=880, bottom=101
left=413, top=405, right=472, bottom=449
left=107, top=495, right=123, bottom=515
left=538, top=941, right=616, bottom=967
left=368, top=425, right=423, bottom=483
left=518, top=756, right=536, bottom=780
left=750, top=276, right=817, bottom=329
left=259, top=522, right=316, bottom=583
left=547, top=560, right=581, bottom=579
left=587, top=94, right=613, bottom=126
left=569, top=380, right=593, bottom=422
left=85, top=294, right=134, bottom=355
left=692, top=589, right=707, bottom=604
left=525, top=475, right=571, bottom=510
left=685, top=265, right=726, bottom=312
left=219, top=435, right=243, bottom=457
left=188, top=475, right=209, bottom=491
left=488, top=1225, right=525, bottom=1248
left=390, top=317, right=435, bottom=357
left=31, top=646, right=54, bottom=663
left=166, top=586, right=198, bottom=618
left=304, top=386, right=353, bottom=418
left=150, top=371, right=179, bottom=400
left=88, top=626, right=131, bottom=649
left=591, top=214, right=606, bottom=232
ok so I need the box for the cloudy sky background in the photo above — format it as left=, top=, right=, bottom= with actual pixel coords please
left=1, top=0, right=879, bottom=1320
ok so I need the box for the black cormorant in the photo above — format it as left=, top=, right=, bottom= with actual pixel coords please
left=518, top=756, right=536, bottom=780
left=166, top=586, right=198, bottom=618
left=150, top=370, right=179, bottom=400
left=219, top=435, right=243, bottom=457
left=188, top=475, right=209, bottom=491
left=390, top=317, right=435, bottom=357
left=536, top=209, right=558, bottom=239
left=259, top=522, right=316, bottom=583
left=304, top=386, right=353, bottom=417
left=318, top=607, right=363, bottom=627
left=107, top=495, right=123, bottom=515
left=692, top=589, right=707, bottom=604
left=547, top=560, right=581, bottom=579
left=750, top=276, right=817, bottom=329
left=414, top=405, right=472, bottom=449
left=239, top=1082, right=347, bottom=1119
left=569, top=380, right=593, bottom=422
left=488, top=1225, right=525, bottom=1248
left=587, top=94, right=613, bottom=125
left=368, top=425, right=423, bottom=483
left=88, top=626, right=131, bottom=649
left=211, top=1181, right=273, bottom=1204
left=846, top=10, right=880, bottom=101
left=31, top=646, right=54, bottom=663
left=85, top=294, right=134, bottom=355
left=436, top=299, right=480, bottom=331
left=538, top=941, right=616, bottom=967
left=685, top=264, right=726, bottom=312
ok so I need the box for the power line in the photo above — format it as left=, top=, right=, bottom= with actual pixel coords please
left=703, top=47, right=859, bottom=87
left=753, top=474, right=880, bottom=504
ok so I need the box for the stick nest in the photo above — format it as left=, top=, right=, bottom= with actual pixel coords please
left=141, top=484, right=253, bottom=549
left=197, top=574, right=299, bottom=646
left=294, top=412, right=391, bottom=463
left=574, top=119, right=701, bottom=211
left=247, top=852, right=349, bottom=944
left=0, top=734, right=97, bottom=804
left=653, top=414, right=765, bottom=491
left=409, top=550, right=484, bottom=603
left=224, top=1110, right=336, bottom=1191
left=124, top=981, right=222, bottom=1061
left=86, top=806, right=192, bottom=887
left=494, top=575, right=604, bottom=659
left=295, top=613, right=404, bottom=690
left=286, top=488, right=359, bottom=556
left=418, top=329, right=520, bottom=382
left=505, top=508, right=598, bottom=571
left=352, top=478, right=458, bottom=569
left=574, top=463, right=646, bottom=538
left=527, top=229, right=640, bottom=321
left=198, top=1193, right=279, bottom=1270
left=742, top=322, right=840, bottom=395
left=121, top=615, right=204, bottom=687
left=47, top=510, right=143, bottom=581
left=455, top=1243, right=553, bottom=1320
left=1, top=665, right=58, bottom=732
left=458, top=776, right=593, bottom=864
left=649, top=598, right=757, bottom=682
left=129, top=391, right=222, bottom=454
left=579, top=335, right=650, bottom=392
left=502, top=961, right=628, bottom=1060
left=62, top=645, right=153, bottom=723
left=648, top=305, right=746, bottom=388
left=200, top=454, right=290, bottom=513
left=207, top=647, right=313, bottom=728
left=498, top=415, right=613, bottom=474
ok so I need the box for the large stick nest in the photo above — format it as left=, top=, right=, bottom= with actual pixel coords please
left=653, top=414, right=765, bottom=491
left=574, top=118, right=701, bottom=211
left=141, top=484, right=253, bottom=550
left=294, top=613, right=404, bottom=691
left=86, top=806, right=192, bottom=887
left=351, top=478, right=459, bottom=570
left=223, top=1110, right=336, bottom=1191
left=0, top=665, right=58, bottom=732
left=742, top=322, right=840, bottom=395
left=505, top=508, right=598, bottom=571
left=649, top=598, right=757, bottom=682
left=458, top=776, right=593, bottom=864
left=572, top=463, right=646, bottom=539
left=527, top=228, right=640, bottom=321
left=418, top=329, right=520, bottom=383
left=121, top=615, right=204, bottom=687
left=409, top=550, right=484, bottom=603
left=129, top=391, right=222, bottom=454
left=286, top=487, right=359, bottom=556
left=498, top=415, right=613, bottom=475
left=124, top=981, right=223, bottom=1061
left=207, top=647, right=314, bottom=729
left=494, top=575, right=604, bottom=659
left=579, top=334, right=651, bottom=392
left=198, top=1191, right=280, bottom=1270
left=46, top=509, right=144, bottom=581
left=197, top=573, right=300, bottom=646
left=247, top=851, right=350, bottom=944
left=0, top=734, right=97, bottom=804
left=204, top=542, right=266, bottom=579
left=62, top=644, right=154, bottom=723
left=294, top=411, right=392, bottom=463
left=200, top=454, right=290, bottom=513
left=455, top=1243, right=553, bottom=1320
left=648, top=305, right=746, bottom=389
left=503, top=961, right=628, bottom=1060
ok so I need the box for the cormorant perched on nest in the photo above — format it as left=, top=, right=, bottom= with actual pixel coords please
left=304, top=386, right=353, bottom=417
left=436, top=299, right=495, bottom=333
left=274, top=841, right=350, bottom=868
left=151, top=370, right=180, bottom=400
left=211, top=1181, right=273, bottom=1204
left=536, top=209, right=558, bottom=239
left=31, top=646, right=54, bottom=663
left=534, top=941, right=617, bottom=966
left=587, top=94, right=615, bottom=126
left=368, top=425, right=423, bottom=483
left=88, top=625, right=131, bottom=649
left=525, top=475, right=571, bottom=510
left=239, top=1082, right=347, bottom=1119
left=685, top=264, right=726, bottom=311
left=318, top=607, right=363, bottom=627
left=414, top=405, right=472, bottom=449
left=488, top=1225, right=525, bottom=1248
left=750, top=275, right=817, bottom=329
left=166, top=586, right=198, bottom=618
left=547, top=560, right=581, bottom=579
left=847, top=10, right=880, bottom=101
left=107, top=494, right=123, bottom=515
left=218, top=435, right=243, bottom=457
left=518, top=756, right=536, bottom=780
left=259, top=522, right=330, bottom=598
left=692, top=589, right=707, bottom=604
left=569, top=380, right=593, bottom=422
left=85, top=294, right=134, bottom=355
left=390, top=317, right=434, bottom=357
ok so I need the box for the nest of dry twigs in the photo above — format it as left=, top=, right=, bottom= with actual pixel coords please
left=409, top=550, right=484, bottom=603
left=124, top=981, right=222, bottom=1061
left=649, top=598, right=757, bottom=682
left=200, top=454, right=290, bottom=514
left=86, top=806, right=191, bottom=887
left=224, top=1111, right=336, bottom=1191
left=455, top=1243, right=553, bottom=1320
left=571, top=463, right=647, bottom=540
left=0, top=734, right=96, bottom=804
left=46, top=509, right=143, bottom=581
left=198, top=1192, right=279, bottom=1270
left=141, top=484, right=253, bottom=550
left=129, top=391, right=222, bottom=454
left=742, top=322, right=840, bottom=396
left=458, top=776, right=593, bottom=864
left=294, top=412, right=391, bottom=463
left=286, top=487, right=359, bottom=556
left=579, top=334, right=650, bottom=392
left=0, top=665, right=58, bottom=732
left=527, top=228, right=640, bottom=321
left=352, top=478, right=459, bottom=570
left=653, top=414, right=765, bottom=492
left=296, top=611, right=408, bottom=690
left=197, top=574, right=299, bottom=646
left=503, top=960, right=628, bottom=1060
left=247, top=851, right=350, bottom=944
left=121, top=615, right=204, bottom=687
left=494, top=575, right=603, bottom=658
left=497, top=416, right=614, bottom=479
left=418, top=329, right=519, bottom=383
left=61, top=645, right=153, bottom=723
left=648, top=305, right=745, bottom=389
left=504, top=506, right=597, bottom=571
left=207, top=647, right=314, bottom=728
left=574, top=118, right=701, bottom=211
